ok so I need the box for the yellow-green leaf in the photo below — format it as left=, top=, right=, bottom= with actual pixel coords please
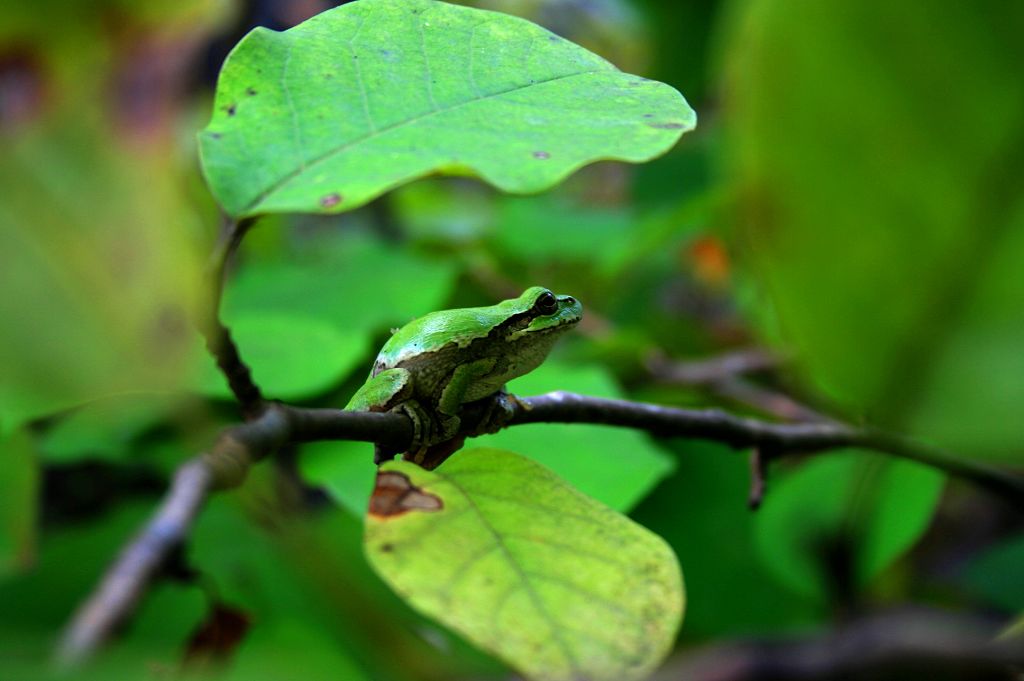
left=364, top=448, right=683, bottom=681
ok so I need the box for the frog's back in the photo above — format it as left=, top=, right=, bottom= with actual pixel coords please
left=375, top=305, right=510, bottom=370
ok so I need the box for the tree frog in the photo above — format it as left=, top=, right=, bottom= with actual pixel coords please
left=346, top=286, right=582, bottom=469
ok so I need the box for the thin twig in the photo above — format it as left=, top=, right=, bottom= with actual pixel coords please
left=650, top=348, right=783, bottom=385
left=56, top=460, right=214, bottom=667
left=648, top=351, right=830, bottom=423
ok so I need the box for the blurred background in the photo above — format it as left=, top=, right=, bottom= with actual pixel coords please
left=2, top=0, right=1023, bottom=679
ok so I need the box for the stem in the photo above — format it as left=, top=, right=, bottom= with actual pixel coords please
left=202, top=215, right=263, bottom=417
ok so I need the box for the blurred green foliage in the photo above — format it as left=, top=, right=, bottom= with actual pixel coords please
left=726, top=0, right=1024, bottom=459
left=2, top=0, right=1023, bottom=679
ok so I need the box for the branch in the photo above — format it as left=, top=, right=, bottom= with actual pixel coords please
left=511, top=392, right=1024, bottom=505
left=57, top=392, right=1024, bottom=666
left=56, top=460, right=214, bottom=667
left=655, top=608, right=1024, bottom=681
left=648, top=350, right=830, bottom=423
left=649, top=348, right=783, bottom=384
left=201, top=215, right=263, bottom=417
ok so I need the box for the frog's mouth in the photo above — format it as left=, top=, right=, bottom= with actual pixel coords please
left=545, top=294, right=583, bottom=326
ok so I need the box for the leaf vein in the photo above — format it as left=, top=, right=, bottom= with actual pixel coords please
left=467, top=22, right=483, bottom=98
left=417, top=9, right=439, bottom=112
left=440, top=473, right=583, bottom=678
left=242, top=68, right=605, bottom=212
left=521, top=569, right=636, bottom=623
left=348, top=15, right=376, bottom=134
left=500, top=533, right=633, bottom=572
left=280, top=43, right=306, bottom=171
left=440, top=485, right=611, bottom=527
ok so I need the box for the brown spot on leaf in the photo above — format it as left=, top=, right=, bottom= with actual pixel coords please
left=533, top=150, right=550, bottom=160
left=369, top=471, right=442, bottom=518
left=224, top=103, right=236, bottom=116
left=245, top=87, right=257, bottom=96
left=320, top=192, right=342, bottom=208
left=642, top=113, right=654, bottom=118
left=209, top=132, right=222, bottom=140
left=648, top=122, right=684, bottom=129
left=182, top=602, right=250, bottom=668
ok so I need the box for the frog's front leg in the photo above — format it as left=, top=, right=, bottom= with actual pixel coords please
left=395, top=358, right=491, bottom=461
left=344, top=368, right=426, bottom=465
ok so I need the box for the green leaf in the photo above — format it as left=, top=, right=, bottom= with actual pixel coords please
left=0, top=430, right=36, bottom=577
left=199, top=0, right=695, bottom=218
left=39, top=393, right=184, bottom=464
left=194, top=312, right=368, bottom=401
left=224, top=233, right=458, bottom=337
left=365, top=448, right=683, bottom=681
left=494, top=193, right=634, bottom=263
left=753, top=453, right=944, bottom=599
left=300, top=440, right=377, bottom=517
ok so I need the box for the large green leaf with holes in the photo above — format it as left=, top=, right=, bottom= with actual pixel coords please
left=199, top=0, right=694, bottom=218
left=364, top=448, right=683, bottom=681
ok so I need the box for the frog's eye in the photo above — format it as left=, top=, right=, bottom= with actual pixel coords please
left=534, top=291, right=559, bottom=315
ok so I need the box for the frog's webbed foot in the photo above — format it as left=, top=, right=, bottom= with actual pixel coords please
left=413, top=435, right=467, bottom=471
left=466, top=389, right=523, bottom=437
left=383, top=401, right=462, bottom=469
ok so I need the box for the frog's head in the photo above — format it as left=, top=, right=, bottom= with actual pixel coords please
left=503, top=286, right=583, bottom=345
left=489, top=286, right=581, bottom=380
